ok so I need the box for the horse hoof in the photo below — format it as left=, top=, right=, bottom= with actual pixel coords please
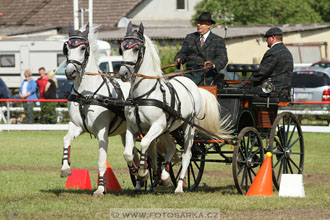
left=138, top=175, right=148, bottom=183
left=60, top=169, right=71, bottom=178
left=161, top=177, right=171, bottom=186
left=174, top=190, right=184, bottom=195
left=93, top=190, right=105, bottom=198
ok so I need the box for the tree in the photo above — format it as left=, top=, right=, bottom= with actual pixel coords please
left=193, top=0, right=324, bottom=26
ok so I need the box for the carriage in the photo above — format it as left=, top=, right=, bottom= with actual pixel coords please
left=129, top=63, right=304, bottom=195
left=156, top=64, right=304, bottom=195
left=62, top=24, right=304, bottom=196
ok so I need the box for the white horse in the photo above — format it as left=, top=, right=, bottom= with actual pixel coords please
left=60, top=24, right=133, bottom=197
left=118, top=22, right=233, bottom=194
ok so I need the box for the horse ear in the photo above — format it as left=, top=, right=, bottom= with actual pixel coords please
left=126, top=21, right=133, bottom=36
left=82, top=23, right=89, bottom=39
left=138, top=23, right=144, bottom=36
left=69, top=22, right=74, bottom=37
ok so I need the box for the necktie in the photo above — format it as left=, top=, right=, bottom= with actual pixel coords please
left=201, top=36, right=204, bottom=47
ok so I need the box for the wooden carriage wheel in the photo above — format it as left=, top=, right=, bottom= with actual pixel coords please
left=268, top=112, right=304, bottom=190
left=232, top=127, right=264, bottom=194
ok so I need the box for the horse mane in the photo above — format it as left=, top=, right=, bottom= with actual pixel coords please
left=144, top=35, right=163, bottom=76
left=80, top=24, right=100, bottom=64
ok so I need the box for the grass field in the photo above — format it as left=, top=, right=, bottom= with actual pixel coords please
left=1, top=131, right=330, bottom=220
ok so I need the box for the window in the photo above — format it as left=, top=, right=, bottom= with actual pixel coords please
left=0, top=54, right=15, bottom=67
left=287, top=42, right=327, bottom=64
left=291, top=71, right=330, bottom=88
left=112, top=61, right=122, bottom=72
left=57, top=54, right=66, bottom=67
left=99, top=62, right=109, bottom=73
left=177, top=0, right=186, bottom=10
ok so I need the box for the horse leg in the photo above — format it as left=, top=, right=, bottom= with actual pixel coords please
left=93, top=129, right=109, bottom=198
left=123, top=124, right=138, bottom=174
left=175, top=124, right=195, bottom=194
left=121, top=132, right=142, bottom=191
left=149, top=139, right=160, bottom=188
left=158, top=134, right=176, bottom=186
left=61, top=122, right=83, bottom=178
left=138, top=124, right=164, bottom=181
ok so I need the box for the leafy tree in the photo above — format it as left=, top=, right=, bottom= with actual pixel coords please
left=309, top=0, right=330, bottom=22
left=193, top=0, right=324, bottom=25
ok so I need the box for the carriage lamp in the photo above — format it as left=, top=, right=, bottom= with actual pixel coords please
left=261, top=80, right=274, bottom=94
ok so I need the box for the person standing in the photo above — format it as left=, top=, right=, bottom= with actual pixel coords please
left=18, top=70, right=38, bottom=124
left=37, top=67, right=48, bottom=123
left=174, top=12, right=228, bottom=85
left=37, top=67, right=48, bottom=99
left=43, top=71, right=58, bottom=124
left=251, top=27, right=293, bottom=96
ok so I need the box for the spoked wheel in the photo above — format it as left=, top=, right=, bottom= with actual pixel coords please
left=233, top=127, right=264, bottom=194
left=169, top=142, right=206, bottom=191
left=129, top=147, right=155, bottom=192
left=268, top=112, right=304, bottom=190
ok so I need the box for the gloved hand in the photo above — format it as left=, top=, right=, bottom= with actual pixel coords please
left=204, top=61, right=214, bottom=69
left=174, top=58, right=181, bottom=67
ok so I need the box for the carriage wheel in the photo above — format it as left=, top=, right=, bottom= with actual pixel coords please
left=129, top=147, right=155, bottom=192
left=232, top=127, right=264, bottom=194
left=169, top=142, right=206, bottom=191
left=268, top=112, right=304, bottom=190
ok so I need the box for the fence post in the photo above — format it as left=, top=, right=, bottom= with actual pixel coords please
left=7, top=101, right=10, bottom=124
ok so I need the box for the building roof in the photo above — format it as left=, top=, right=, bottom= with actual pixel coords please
left=0, top=0, right=143, bottom=35
left=99, top=23, right=330, bottom=41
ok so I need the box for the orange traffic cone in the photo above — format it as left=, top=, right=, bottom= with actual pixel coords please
left=246, top=152, right=273, bottom=196
left=65, top=169, right=92, bottom=190
left=97, top=160, right=122, bottom=191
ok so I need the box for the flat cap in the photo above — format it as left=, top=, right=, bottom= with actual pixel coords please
left=264, top=27, right=283, bottom=37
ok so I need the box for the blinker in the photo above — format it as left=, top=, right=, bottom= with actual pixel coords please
left=68, top=37, right=88, bottom=48
left=123, top=39, right=142, bottom=50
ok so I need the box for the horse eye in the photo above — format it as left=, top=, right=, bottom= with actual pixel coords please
left=81, top=45, right=86, bottom=50
left=133, top=46, right=139, bottom=52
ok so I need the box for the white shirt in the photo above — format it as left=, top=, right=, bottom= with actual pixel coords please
left=201, top=30, right=211, bottom=42
left=22, top=81, right=28, bottom=95
left=271, top=41, right=282, bottom=48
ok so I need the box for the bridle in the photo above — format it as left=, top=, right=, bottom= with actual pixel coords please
left=63, top=35, right=90, bottom=77
left=120, top=33, right=146, bottom=81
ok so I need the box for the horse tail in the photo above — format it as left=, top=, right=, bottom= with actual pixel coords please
left=196, top=88, right=234, bottom=139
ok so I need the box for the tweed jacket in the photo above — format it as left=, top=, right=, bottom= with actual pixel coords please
left=174, top=31, right=228, bottom=85
left=252, top=42, right=293, bottom=89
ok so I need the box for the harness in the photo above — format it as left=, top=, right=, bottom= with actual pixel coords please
left=126, top=78, right=183, bottom=136
left=68, top=76, right=126, bottom=135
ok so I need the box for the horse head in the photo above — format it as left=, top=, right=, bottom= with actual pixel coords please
left=118, top=22, right=145, bottom=82
left=63, top=24, right=90, bottom=80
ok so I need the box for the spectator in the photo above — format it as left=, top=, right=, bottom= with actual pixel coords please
left=37, top=67, right=48, bottom=99
left=14, top=70, right=37, bottom=124
left=43, top=71, right=58, bottom=124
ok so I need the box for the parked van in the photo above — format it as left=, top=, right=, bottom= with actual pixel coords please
left=0, top=35, right=111, bottom=89
left=55, top=56, right=122, bottom=98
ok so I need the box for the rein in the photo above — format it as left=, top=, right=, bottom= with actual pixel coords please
left=84, top=64, right=211, bottom=79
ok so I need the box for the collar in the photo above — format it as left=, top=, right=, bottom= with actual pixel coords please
left=271, top=41, right=282, bottom=48
left=201, top=30, right=211, bottom=41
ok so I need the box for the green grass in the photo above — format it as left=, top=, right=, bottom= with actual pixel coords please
left=0, top=131, right=330, bottom=219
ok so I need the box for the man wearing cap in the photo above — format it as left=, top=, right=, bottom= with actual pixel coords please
left=251, top=27, right=293, bottom=95
left=174, top=12, right=228, bottom=86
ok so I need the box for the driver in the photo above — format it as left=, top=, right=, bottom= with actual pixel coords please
left=174, top=12, right=228, bottom=86
left=251, top=27, right=293, bottom=95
